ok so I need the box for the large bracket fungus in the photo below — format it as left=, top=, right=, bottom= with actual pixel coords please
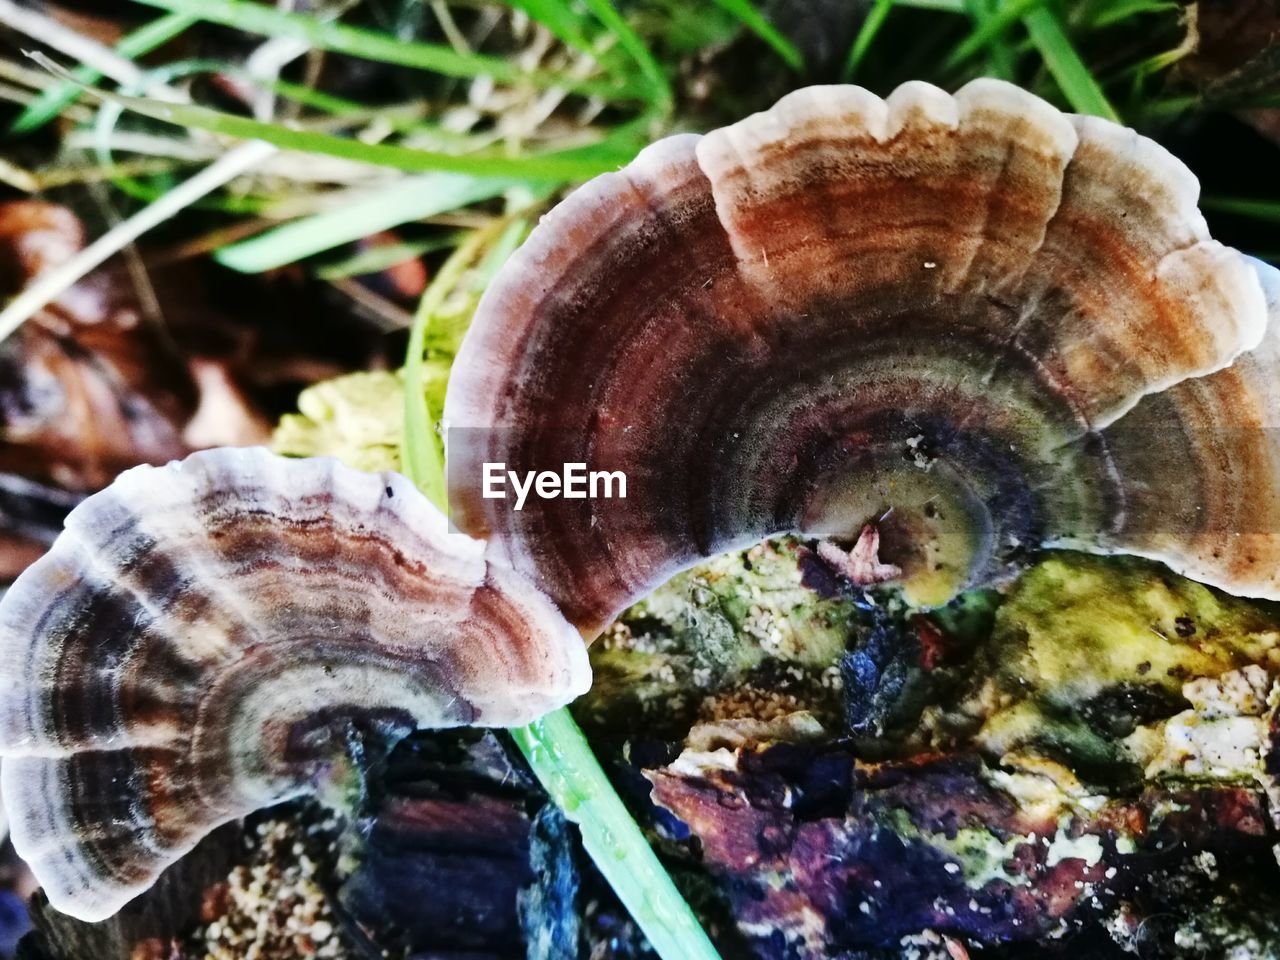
left=447, top=78, right=1280, bottom=635
left=0, top=447, right=589, bottom=922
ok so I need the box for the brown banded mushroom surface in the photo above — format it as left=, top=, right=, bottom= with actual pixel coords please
left=0, top=447, right=590, bottom=923
left=446, top=77, right=1280, bottom=636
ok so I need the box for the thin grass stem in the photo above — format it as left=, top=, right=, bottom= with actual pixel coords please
left=710, top=0, right=804, bottom=70
left=843, top=0, right=895, bottom=81
left=944, top=0, right=1043, bottom=70
left=10, top=12, right=196, bottom=134
left=130, top=0, right=648, bottom=100
left=0, top=140, right=277, bottom=346
left=1022, top=6, right=1120, bottom=121
left=1202, top=197, right=1280, bottom=222
left=217, top=174, right=521, bottom=272
left=511, top=711, right=725, bottom=960
left=579, top=0, right=672, bottom=109
left=68, top=77, right=636, bottom=180
left=399, top=209, right=723, bottom=960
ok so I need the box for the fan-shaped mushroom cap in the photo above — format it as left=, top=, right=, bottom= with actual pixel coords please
left=446, top=78, right=1280, bottom=635
left=1083, top=257, right=1280, bottom=590
left=0, top=447, right=589, bottom=922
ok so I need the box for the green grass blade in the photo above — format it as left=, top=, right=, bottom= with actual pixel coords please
left=1140, top=93, right=1199, bottom=118
left=710, top=0, right=804, bottom=70
left=10, top=12, right=196, bottom=134
left=579, top=0, right=672, bottom=110
left=491, top=1, right=637, bottom=87
left=476, top=214, right=535, bottom=286
left=1201, top=197, right=1280, bottom=223
left=130, top=0, right=510, bottom=79
left=130, top=0, right=646, bottom=100
left=1239, top=92, right=1280, bottom=108
left=316, top=236, right=461, bottom=281
left=216, top=174, right=524, bottom=272
left=1120, top=42, right=1193, bottom=86
left=1085, top=0, right=1178, bottom=28
left=84, top=85, right=637, bottom=179
left=512, top=711, right=724, bottom=960
left=505, top=0, right=597, bottom=55
left=957, top=0, right=1015, bottom=78
left=891, top=0, right=965, bottom=9
left=842, top=0, right=895, bottom=81
left=401, top=236, right=487, bottom=511
left=268, top=77, right=370, bottom=115
left=945, top=0, right=1042, bottom=70
left=1022, top=6, right=1120, bottom=121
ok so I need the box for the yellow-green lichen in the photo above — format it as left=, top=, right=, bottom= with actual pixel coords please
left=962, top=553, right=1280, bottom=779
left=273, top=371, right=406, bottom=472
left=579, top=538, right=859, bottom=736
left=991, top=554, right=1280, bottom=702
left=271, top=367, right=451, bottom=475
left=632, top=539, right=854, bottom=673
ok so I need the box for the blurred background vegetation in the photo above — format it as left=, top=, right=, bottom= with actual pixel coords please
left=2, top=1, right=1277, bottom=304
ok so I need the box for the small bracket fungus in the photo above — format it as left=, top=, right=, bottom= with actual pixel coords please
left=446, top=78, right=1280, bottom=635
left=0, top=447, right=589, bottom=922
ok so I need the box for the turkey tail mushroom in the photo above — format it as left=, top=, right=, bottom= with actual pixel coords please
left=445, top=78, right=1280, bottom=636
left=0, top=447, right=589, bottom=923
left=1083, top=258, right=1280, bottom=594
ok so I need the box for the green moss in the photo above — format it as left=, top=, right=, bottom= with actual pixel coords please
left=579, top=538, right=861, bottom=737
left=931, top=587, right=1001, bottom=648
left=582, top=645, right=686, bottom=725
left=637, top=539, right=856, bottom=674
